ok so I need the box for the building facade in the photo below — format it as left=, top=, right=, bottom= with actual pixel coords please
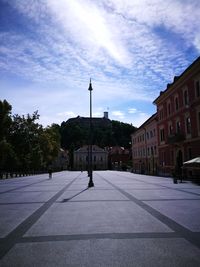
left=73, top=145, right=108, bottom=171
left=132, top=113, right=158, bottom=175
left=153, top=57, right=200, bottom=176
left=108, top=146, right=131, bottom=170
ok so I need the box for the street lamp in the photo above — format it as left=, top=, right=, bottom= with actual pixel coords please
left=88, top=78, right=94, bottom=187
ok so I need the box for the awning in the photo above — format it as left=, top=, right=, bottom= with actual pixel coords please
left=183, top=157, right=200, bottom=165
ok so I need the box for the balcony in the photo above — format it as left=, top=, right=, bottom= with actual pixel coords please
left=167, top=133, right=185, bottom=144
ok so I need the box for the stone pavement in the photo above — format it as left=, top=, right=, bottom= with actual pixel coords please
left=0, top=171, right=200, bottom=267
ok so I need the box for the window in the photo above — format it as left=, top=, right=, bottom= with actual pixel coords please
left=154, top=146, right=157, bottom=155
left=169, top=124, right=173, bottom=135
left=176, top=121, right=181, bottom=133
left=167, top=102, right=171, bottom=116
left=160, top=109, right=164, bottom=120
left=198, top=111, right=200, bottom=132
left=188, top=148, right=192, bottom=160
left=196, top=80, right=200, bottom=97
left=186, top=117, right=191, bottom=134
left=160, top=128, right=165, bottom=142
left=170, top=150, right=174, bottom=165
left=146, top=132, right=149, bottom=139
left=184, top=90, right=189, bottom=106
left=175, top=96, right=179, bottom=111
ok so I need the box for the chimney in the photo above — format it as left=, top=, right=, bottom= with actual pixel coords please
left=104, top=111, right=108, bottom=119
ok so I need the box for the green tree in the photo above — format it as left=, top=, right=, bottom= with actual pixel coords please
left=0, top=100, right=16, bottom=176
left=0, top=99, right=12, bottom=140
left=40, top=125, right=60, bottom=168
left=9, top=111, right=42, bottom=172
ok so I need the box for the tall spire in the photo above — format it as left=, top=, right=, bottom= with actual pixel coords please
left=88, top=78, right=93, bottom=91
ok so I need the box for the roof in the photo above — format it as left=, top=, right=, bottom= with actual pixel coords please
left=74, top=145, right=107, bottom=153
left=109, top=146, right=130, bottom=155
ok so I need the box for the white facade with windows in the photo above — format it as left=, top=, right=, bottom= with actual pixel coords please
left=74, top=145, right=108, bottom=171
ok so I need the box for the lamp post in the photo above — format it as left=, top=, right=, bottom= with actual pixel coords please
left=88, top=79, right=94, bottom=187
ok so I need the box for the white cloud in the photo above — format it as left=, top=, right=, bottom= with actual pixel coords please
left=194, top=36, right=200, bottom=52
left=1, top=0, right=199, bottom=128
left=46, top=0, right=131, bottom=65
left=112, top=110, right=125, bottom=120
left=128, top=108, right=137, bottom=114
left=57, top=111, right=76, bottom=118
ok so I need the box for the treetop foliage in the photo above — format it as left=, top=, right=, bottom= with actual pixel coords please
left=0, top=99, right=60, bottom=175
left=60, top=117, right=137, bottom=150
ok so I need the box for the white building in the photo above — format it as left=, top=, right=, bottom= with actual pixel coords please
left=74, top=145, right=108, bottom=171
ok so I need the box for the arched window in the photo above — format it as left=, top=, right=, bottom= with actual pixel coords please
left=167, top=100, right=171, bottom=116
left=186, top=117, right=191, bottom=134
left=175, top=96, right=179, bottom=111
left=183, top=90, right=189, bottom=106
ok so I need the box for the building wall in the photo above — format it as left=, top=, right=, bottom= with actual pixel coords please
left=154, top=58, right=200, bottom=176
left=132, top=128, right=146, bottom=174
left=145, top=117, right=158, bottom=175
left=132, top=114, right=158, bottom=175
left=108, top=146, right=131, bottom=170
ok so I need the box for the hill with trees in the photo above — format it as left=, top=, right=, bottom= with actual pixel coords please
left=60, top=117, right=137, bottom=150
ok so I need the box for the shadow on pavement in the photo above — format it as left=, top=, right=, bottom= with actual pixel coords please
left=61, top=187, right=89, bottom=202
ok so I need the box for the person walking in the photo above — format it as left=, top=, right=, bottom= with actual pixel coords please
left=48, top=168, right=52, bottom=179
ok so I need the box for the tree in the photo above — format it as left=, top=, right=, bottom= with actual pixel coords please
left=40, top=125, right=60, bottom=168
left=0, top=100, right=15, bottom=176
left=60, top=118, right=136, bottom=151
left=9, top=111, right=60, bottom=173
left=0, top=100, right=12, bottom=140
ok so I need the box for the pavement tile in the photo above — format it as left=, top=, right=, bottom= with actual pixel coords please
left=25, top=201, right=172, bottom=237
left=0, top=203, right=43, bottom=238
left=57, top=188, right=128, bottom=202
left=125, top=188, right=200, bottom=200
left=1, top=238, right=200, bottom=267
left=0, top=191, right=57, bottom=203
left=0, top=170, right=200, bottom=266
left=145, top=199, right=200, bottom=231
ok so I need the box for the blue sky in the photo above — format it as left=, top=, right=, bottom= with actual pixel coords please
left=0, top=0, right=200, bottom=127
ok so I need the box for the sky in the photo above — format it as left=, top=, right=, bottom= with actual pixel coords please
left=0, top=0, right=200, bottom=127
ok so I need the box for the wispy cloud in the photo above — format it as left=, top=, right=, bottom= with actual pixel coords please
left=0, top=0, right=199, bottom=127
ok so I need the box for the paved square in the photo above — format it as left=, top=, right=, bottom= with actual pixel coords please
left=0, top=171, right=200, bottom=266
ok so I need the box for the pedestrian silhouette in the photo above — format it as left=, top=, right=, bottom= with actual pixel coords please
left=48, top=168, right=52, bottom=179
